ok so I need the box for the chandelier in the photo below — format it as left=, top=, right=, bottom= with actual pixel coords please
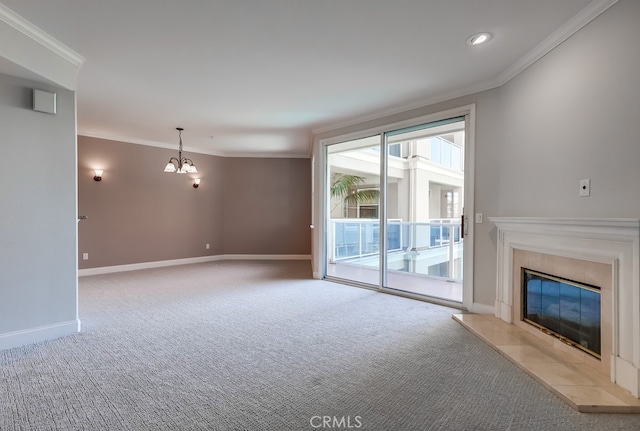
left=163, top=127, right=198, bottom=174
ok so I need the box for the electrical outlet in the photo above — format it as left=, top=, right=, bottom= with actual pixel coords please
left=82, top=253, right=89, bottom=260
left=205, top=243, right=210, bottom=250
left=580, top=179, right=590, bottom=197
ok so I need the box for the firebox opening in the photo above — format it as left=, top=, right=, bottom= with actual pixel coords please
left=522, top=268, right=601, bottom=359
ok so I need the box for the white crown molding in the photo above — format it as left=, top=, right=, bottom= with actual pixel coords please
left=219, top=151, right=311, bottom=159
left=79, top=130, right=312, bottom=158
left=311, top=80, right=496, bottom=136
left=312, top=0, right=618, bottom=137
left=0, top=4, right=84, bottom=67
left=78, top=130, right=227, bottom=157
left=494, top=0, right=619, bottom=87
left=0, top=3, right=84, bottom=90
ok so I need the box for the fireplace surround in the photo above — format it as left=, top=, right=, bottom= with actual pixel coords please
left=489, top=217, right=640, bottom=397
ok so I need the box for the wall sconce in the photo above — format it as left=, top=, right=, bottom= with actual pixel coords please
left=93, top=169, right=103, bottom=181
left=193, top=178, right=200, bottom=189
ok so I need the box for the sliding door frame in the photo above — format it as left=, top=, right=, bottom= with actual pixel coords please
left=315, top=104, right=476, bottom=310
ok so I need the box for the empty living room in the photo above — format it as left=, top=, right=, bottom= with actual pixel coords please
left=2, top=1, right=640, bottom=430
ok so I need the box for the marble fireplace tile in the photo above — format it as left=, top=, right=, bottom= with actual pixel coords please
left=552, top=386, right=629, bottom=412
left=597, top=383, right=640, bottom=408
left=584, top=263, right=612, bottom=289
left=490, top=217, right=640, bottom=407
left=480, top=329, right=553, bottom=347
left=452, top=313, right=640, bottom=413
left=497, top=344, right=558, bottom=363
left=522, top=362, right=599, bottom=386
left=551, top=343, right=594, bottom=367
left=452, top=313, right=494, bottom=323
left=464, top=320, right=523, bottom=335
left=512, top=249, right=612, bottom=376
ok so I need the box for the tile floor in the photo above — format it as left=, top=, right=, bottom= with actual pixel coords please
left=453, top=313, right=640, bottom=413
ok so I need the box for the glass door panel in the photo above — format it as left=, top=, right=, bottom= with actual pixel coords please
left=383, top=118, right=465, bottom=302
left=326, top=135, right=382, bottom=287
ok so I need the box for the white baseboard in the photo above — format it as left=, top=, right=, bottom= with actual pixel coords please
left=221, top=254, right=311, bottom=261
left=614, top=355, right=640, bottom=397
left=467, top=303, right=495, bottom=315
left=0, top=319, right=80, bottom=351
left=78, top=255, right=224, bottom=276
left=78, top=254, right=312, bottom=277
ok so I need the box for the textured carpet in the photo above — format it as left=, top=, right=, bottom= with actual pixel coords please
left=1, top=260, right=639, bottom=430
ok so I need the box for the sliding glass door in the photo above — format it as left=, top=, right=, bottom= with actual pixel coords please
left=326, top=135, right=382, bottom=286
left=383, top=118, right=465, bottom=302
left=324, top=116, right=466, bottom=304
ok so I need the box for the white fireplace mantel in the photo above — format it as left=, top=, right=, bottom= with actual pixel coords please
left=489, top=217, right=640, bottom=397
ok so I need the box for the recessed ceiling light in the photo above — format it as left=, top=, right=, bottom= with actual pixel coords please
left=467, top=32, right=492, bottom=46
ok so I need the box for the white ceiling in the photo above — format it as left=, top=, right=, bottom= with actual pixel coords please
left=0, top=0, right=609, bottom=157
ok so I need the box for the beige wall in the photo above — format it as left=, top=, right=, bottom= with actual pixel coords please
left=78, top=137, right=310, bottom=269
left=222, top=158, right=311, bottom=255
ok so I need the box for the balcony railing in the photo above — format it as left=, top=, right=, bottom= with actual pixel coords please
left=329, top=218, right=463, bottom=280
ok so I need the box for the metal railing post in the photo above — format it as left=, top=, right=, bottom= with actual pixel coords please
left=330, top=220, right=336, bottom=263
left=359, top=222, right=363, bottom=257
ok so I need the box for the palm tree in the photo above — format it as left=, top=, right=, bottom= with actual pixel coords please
left=330, top=173, right=379, bottom=209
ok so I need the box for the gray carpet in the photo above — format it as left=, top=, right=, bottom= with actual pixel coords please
left=1, top=260, right=639, bottom=430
